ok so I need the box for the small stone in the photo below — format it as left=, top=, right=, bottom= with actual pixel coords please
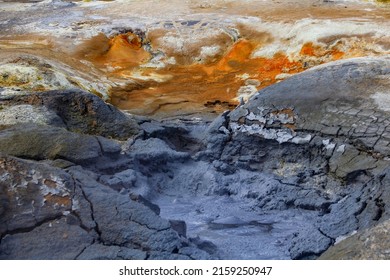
left=169, top=220, right=187, bottom=237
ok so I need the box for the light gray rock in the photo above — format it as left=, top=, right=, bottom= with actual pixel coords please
left=319, top=219, right=390, bottom=260
left=129, top=138, right=190, bottom=163
left=0, top=124, right=101, bottom=164
left=0, top=90, right=140, bottom=140
left=0, top=104, right=65, bottom=127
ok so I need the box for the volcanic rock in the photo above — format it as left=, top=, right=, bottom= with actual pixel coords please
left=0, top=89, right=210, bottom=260
left=0, top=90, right=140, bottom=140
left=319, top=219, right=390, bottom=260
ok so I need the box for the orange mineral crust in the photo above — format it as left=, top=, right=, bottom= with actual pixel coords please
left=43, top=194, right=72, bottom=208
left=1, top=0, right=389, bottom=119
left=300, top=42, right=345, bottom=60
left=104, top=38, right=306, bottom=118
left=78, top=32, right=151, bottom=69
left=58, top=23, right=389, bottom=118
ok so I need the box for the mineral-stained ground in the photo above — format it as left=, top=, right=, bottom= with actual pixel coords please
left=1, top=0, right=390, bottom=260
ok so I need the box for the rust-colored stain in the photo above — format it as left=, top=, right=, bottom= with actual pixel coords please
left=283, top=123, right=297, bottom=131
left=203, top=39, right=255, bottom=74
left=270, top=108, right=296, bottom=131
left=300, top=42, right=321, bottom=56
left=271, top=108, right=296, bottom=119
left=44, top=179, right=57, bottom=188
left=104, top=32, right=150, bottom=68
left=255, top=53, right=303, bottom=87
left=105, top=38, right=305, bottom=117
left=77, top=32, right=150, bottom=69
left=300, top=42, right=345, bottom=60
left=107, top=39, right=257, bottom=116
left=44, top=194, right=71, bottom=207
left=79, top=33, right=350, bottom=117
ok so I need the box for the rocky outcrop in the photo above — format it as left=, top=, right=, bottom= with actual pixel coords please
left=218, top=57, right=390, bottom=179
left=0, top=90, right=140, bottom=140
left=0, top=155, right=210, bottom=260
left=2, top=56, right=390, bottom=259
left=197, top=56, right=390, bottom=259
left=0, top=90, right=209, bottom=260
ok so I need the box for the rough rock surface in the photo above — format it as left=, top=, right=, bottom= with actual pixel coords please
left=0, top=156, right=208, bottom=259
left=195, top=56, right=390, bottom=259
left=1, top=56, right=390, bottom=259
left=0, top=90, right=210, bottom=260
left=0, top=90, right=140, bottom=140
left=319, top=220, right=390, bottom=260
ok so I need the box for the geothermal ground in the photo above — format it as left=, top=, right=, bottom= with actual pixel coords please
left=1, top=0, right=390, bottom=118
left=1, top=0, right=390, bottom=260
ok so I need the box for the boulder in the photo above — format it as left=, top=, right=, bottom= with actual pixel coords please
left=0, top=124, right=101, bottom=163
left=223, top=56, right=390, bottom=180
left=0, top=90, right=140, bottom=140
